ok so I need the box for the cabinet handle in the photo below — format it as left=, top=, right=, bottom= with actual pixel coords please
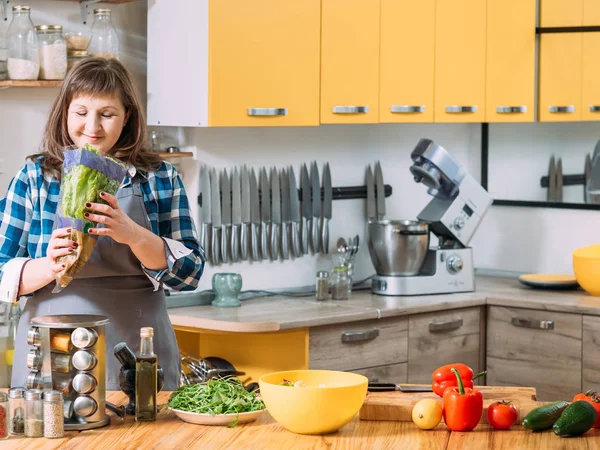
left=332, top=106, right=369, bottom=114
left=429, top=318, right=463, bottom=332
left=590, top=105, right=600, bottom=112
left=445, top=105, right=477, bottom=113
left=341, top=329, right=380, bottom=343
left=390, top=105, right=425, bottom=114
left=548, top=105, right=575, bottom=113
left=496, top=106, right=527, bottom=114
left=247, top=108, right=288, bottom=116
left=511, top=317, right=554, bottom=330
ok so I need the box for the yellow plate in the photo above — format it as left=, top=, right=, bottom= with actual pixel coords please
left=518, top=273, right=579, bottom=290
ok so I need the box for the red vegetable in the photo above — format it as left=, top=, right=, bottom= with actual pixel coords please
left=573, top=390, right=600, bottom=428
left=442, top=368, right=483, bottom=431
left=487, top=400, right=518, bottom=429
left=432, top=363, right=486, bottom=397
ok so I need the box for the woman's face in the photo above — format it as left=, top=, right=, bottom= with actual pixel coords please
left=67, top=93, right=128, bottom=154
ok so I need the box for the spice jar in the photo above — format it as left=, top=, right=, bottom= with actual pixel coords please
left=43, top=390, right=64, bottom=439
left=89, top=9, right=119, bottom=59
left=7, top=5, right=39, bottom=80
left=35, top=25, right=67, bottom=80
left=0, top=392, right=8, bottom=440
left=8, top=387, right=25, bottom=435
left=52, top=371, right=73, bottom=395
left=71, top=327, right=98, bottom=349
left=26, top=371, right=41, bottom=390
left=330, top=265, right=350, bottom=300
left=24, top=389, right=44, bottom=438
left=316, top=271, right=329, bottom=301
left=51, top=330, right=74, bottom=353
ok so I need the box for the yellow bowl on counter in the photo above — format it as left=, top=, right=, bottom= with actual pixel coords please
left=573, top=244, right=600, bottom=295
left=258, top=370, right=368, bottom=435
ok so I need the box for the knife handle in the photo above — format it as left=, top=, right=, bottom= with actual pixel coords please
left=291, top=222, right=302, bottom=258
left=321, top=218, right=329, bottom=255
left=310, top=217, right=320, bottom=254
left=250, top=223, right=260, bottom=262
left=211, top=227, right=220, bottom=266
left=231, top=224, right=239, bottom=263
left=240, top=223, right=248, bottom=261
left=301, top=217, right=309, bottom=255
left=270, top=223, right=279, bottom=260
left=281, top=222, right=289, bottom=260
left=261, top=222, right=269, bottom=260
left=221, top=225, right=228, bottom=264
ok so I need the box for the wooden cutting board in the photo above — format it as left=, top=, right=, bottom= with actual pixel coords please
left=360, top=385, right=539, bottom=423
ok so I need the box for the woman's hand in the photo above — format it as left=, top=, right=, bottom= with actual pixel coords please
left=46, top=227, right=77, bottom=274
left=85, top=191, right=143, bottom=246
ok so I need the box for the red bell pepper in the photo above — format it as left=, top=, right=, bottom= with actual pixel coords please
left=432, top=363, right=486, bottom=397
left=442, top=368, right=483, bottom=431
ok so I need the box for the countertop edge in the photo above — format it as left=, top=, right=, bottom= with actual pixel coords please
left=169, top=315, right=281, bottom=333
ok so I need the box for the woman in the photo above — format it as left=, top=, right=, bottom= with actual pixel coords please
left=0, top=58, right=205, bottom=390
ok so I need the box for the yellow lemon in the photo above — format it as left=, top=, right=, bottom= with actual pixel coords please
left=412, top=398, right=442, bottom=430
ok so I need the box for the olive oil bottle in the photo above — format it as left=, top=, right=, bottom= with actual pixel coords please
left=135, top=327, right=157, bottom=421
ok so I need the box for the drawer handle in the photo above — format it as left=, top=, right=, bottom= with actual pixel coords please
left=332, top=105, right=369, bottom=114
left=390, top=105, right=425, bottom=113
left=341, top=329, right=380, bottom=343
left=247, top=108, right=288, bottom=116
left=429, top=318, right=463, bottom=332
left=548, top=105, right=575, bottom=113
left=496, top=106, right=527, bottom=114
left=590, top=105, right=600, bottom=112
left=511, top=317, right=554, bottom=330
left=445, top=105, right=477, bottom=113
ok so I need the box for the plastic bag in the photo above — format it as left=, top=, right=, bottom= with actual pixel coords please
left=52, top=144, right=127, bottom=292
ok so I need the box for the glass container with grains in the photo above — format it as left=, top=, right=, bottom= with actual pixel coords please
left=24, top=389, right=44, bottom=438
left=0, top=392, right=8, bottom=440
left=315, top=271, right=329, bottom=301
left=43, top=390, right=64, bottom=439
left=35, top=25, right=67, bottom=80
left=6, top=6, right=39, bottom=80
left=89, top=9, right=119, bottom=59
left=8, top=387, right=25, bottom=435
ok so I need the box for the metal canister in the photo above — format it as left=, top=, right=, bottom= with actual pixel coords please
left=73, top=396, right=97, bottom=418
left=26, top=371, right=41, bottom=390
left=71, top=327, right=98, bottom=349
left=27, top=326, right=41, bottom=346
left=72, top=373, right=97, bottom=394
left=26, top=349, right=42, bottom=369
left=72, top=350, right=97, bottom=371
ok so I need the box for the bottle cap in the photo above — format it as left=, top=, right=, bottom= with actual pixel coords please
left=0, top=392, right=7, bottom=402
left=317, top=271, right=329, bottom=278
left=24, top=389, right=43, bottom=401
left=43, top=390, right=64, bottom=402
left=8, top=387, right=26, bottom=399
left=140, top=327, right=154, bottom=338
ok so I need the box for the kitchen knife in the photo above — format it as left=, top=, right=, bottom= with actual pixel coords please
left=321, top=163, right=332, bottom=255
left=586, top=140, right=600, bottom=204
left=556, top=157, right=563, bottom=203
left=260, top=167, right=271, bottom=260
left=240, top=165, right=251, bottom=261
left=310, top=161, right=321, bottom=254
left=547, top=156, right=556, bottom=202
left=585, top=153, right=592, bottom=203
left=199, top=166, right=212, bottom=257
left=374, top=161, right=386, bottom=220
left=249, top=168, right=261, bottom=261
left=270, top=167, right=281, bottom=260
left=210, top=168, right=221, bottom=265
left=366, top=165, right=376, bottom=220
left=280, top=168, right=290, bottom=260
left=300, top=163, right=311, bottom=255
left=231, top=167, right=242, bottom=263
left=367, top=383, right=433, bottom=392
left=221, top=169, right=231, bottom=264
left=288, top=166, right=302, bottom=258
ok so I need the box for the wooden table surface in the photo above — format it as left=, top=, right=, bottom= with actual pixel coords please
left=3, top=391, right=600, bottom=449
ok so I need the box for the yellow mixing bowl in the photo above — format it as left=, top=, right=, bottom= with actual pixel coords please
left=258, top=370, right=368, bottom=435
left=573, top=244, right=600, bottom=295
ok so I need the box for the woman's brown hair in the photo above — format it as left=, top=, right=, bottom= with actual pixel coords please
left=30, top=57, right=162, bottom=179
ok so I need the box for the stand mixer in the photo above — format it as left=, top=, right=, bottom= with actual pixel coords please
left=368, top=138, right=492, bottom=296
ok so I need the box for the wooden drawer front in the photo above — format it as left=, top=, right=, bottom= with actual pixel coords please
left=408, top=307, right=482, bottom=384
left=583, top=315, right=600, bottom=391
left=352, top=363, right=407, bottom=384
left=309, top=317, right=408, bottom=371
left=487, top=306, right=582, bottom=401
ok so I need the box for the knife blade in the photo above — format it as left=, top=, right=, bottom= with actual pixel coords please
left=556, top=157, right=563, bottom=203
left=270, top=167, right=281, bottom=260
left=366, top=165, right=376, bottom=220
left=221, top=169, right=231, bottom=264
left=288, top=166, right=302, bottom=258
left=321, top=163, right=332, bottom=255
left=586, top=140, right=600, bottom=204
left=280, top=168, right=290, bottom=261
left=310, top=161, right=321, bottom=254
left=260, top=167, right=271, bottom=260
left=547, top=156, right=556, bottom=202
left=199, top=166, right=212, bottom=256
left=585, top=153, right=592, bottom=203
left=300, top=164, right=311, bottom=255
left=374, top=161, right=386, bottom=220
left=249, top=168, right=261, bottom=261
left=240, top=165, right=251, bottom=261
left=210, top=168, right=221, bottom=265
left=231, top=167, right=241, bottom=263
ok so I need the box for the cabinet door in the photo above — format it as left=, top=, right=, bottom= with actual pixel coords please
left=321, top=0, right=380, bottom=124
left=584, top=0, right=600, bottom=25
left=209, top=0, right=320, bottom=126
left=582, top=33, right=600, bottom=121
left=379, top=0, right=435, bottom=123
left=541, top=0, right=583, bottom=27
left=352, top=363, right=407, bottom=384
left=485, top=0, right=536, bottom=122
left=486, top=306, right=582, bottom=402
left=539, top=34, right=582, bottom=122
left=434, top=0, right=486, bottom=122
left=583, top=315, right=600, bottom=391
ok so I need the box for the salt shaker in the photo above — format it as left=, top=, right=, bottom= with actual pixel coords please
left=330, top=265, right=350, bottom=300
left=24, top=389, right=43, bottom=438
left=8, top=387, right=25, bottom=435
left=316, top=271, right=329, bottom=301
left=43, top=390, right=64, bottom=439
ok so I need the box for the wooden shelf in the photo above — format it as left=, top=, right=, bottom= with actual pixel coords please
left=0, top=80, right=62, bottom=88
left=157, top=152, right=194, bottom=158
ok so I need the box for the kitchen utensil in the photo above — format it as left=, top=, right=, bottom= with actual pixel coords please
left=518, top=273, right=579, bottom=290
left=585, top=153, right=592, bottom=203
left=105, top=401, right=125, bottom=418
left=249, top=168, right=261, bottom=262
left=556, top=157, right=563, bottom=202
left=310, top=162, right=321, bottom=254
left=210, top=168, right=221, bottom=266
left=300, top=164, right=311, bottom=255
left=586, top=140, right=600, bottom=204
left=336, top=237, right=348, bottom=254
left=547, top=156, right=556, bottom=202
left=240, top=166, right=251, bottom=261
left=260, top=168, right=271, bottom=261
left=270, top=167, right=281, bottom=260
left=367, top=384, right=433, bottom=392
left=280, top=168, right=290, bottom=260
left=171, top=408, right=265, bottom=426
left=573, top=244, right=600, bottom=295
left=220, top=169, right=231, bottom=264
left=231, top=167, right=242, bottom=263
left=259, top=370, right=368, bottom=435
left=198, top=166, right=211, bottom=256
left=374, top=161, right=386, bottom=219
left=366, top=165, right=376, bottom=220
left=288, top=166, right=302, bottom=258
left=322, top=163, right=332, bottom=254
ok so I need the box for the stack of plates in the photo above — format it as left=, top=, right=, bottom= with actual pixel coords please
left=518, top=273, right=579, bottom=290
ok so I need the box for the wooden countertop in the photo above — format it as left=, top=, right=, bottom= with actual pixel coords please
left=4, top=391, right=599, bottom=449
left=168, top=275, right=600, bottom=333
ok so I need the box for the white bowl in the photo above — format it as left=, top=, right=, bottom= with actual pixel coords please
left=170, top=408, right=265, bottom=426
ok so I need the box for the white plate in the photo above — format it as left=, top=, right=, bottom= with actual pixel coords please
left=171, top=408, right=266, bottom=426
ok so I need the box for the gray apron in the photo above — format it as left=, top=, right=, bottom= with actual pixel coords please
left=11, top=178, right=181, bottom=391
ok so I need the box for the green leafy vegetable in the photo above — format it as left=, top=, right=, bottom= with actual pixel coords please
left=279, top=379, right=294, bottom=387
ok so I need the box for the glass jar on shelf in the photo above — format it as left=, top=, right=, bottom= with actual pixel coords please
left=67, top=50, right=88, bottom=73
left=0, top=5, right=8, bottom=80
left=36, top=25, right=67, bottom=80
left=330, top=254, right=350, bottom=301
left=7, top=5, right=39, bottom=80
left=89, top=8, right=119, bottom=60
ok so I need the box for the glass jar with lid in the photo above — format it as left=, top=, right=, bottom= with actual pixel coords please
left=43, top=390, right=64, bottom=439
left=330, top=254, right=350, bottom=300
left=89, top=8, right=119, bottom=60
left=67, top=50, right=88, bottom=73
left=7, top=5, right=39, bottom=80
left=0, top=3, right=8, bottom=80
left=24, top=389, right=44, bottom=438
left=0, top=392, right=8, bottom=440
left=36, top=25, right=67, bottom=80
left=8, top=387, right=25, bottom=435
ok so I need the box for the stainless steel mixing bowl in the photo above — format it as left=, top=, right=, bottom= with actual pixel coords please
left=367, top=220, right=429, bottom=276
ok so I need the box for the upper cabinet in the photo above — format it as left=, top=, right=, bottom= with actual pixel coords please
left=582, top=33, right=600, bottom=121
left=434, top=0, right=486, bottom=123
left=320, top=0, right=380, bottom=124
left=540, top=0, right=583, bottom=27
left=584, top=0, right=600, bottom=25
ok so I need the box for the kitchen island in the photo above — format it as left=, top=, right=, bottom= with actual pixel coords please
left=3, top=391, right=599, bottom=449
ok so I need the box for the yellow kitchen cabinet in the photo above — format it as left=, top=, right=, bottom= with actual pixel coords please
left=540, top=0, right=583, bottom=27
left=321, top=0, right=380, bottom=124
left=582, top=33, right=600, bottom=121
left=379, top=0, right=435, bottom=123
left=584, top=0, right=600, bottom=25
left=434, top=0, right=486, bottom=123
left=486, top=0, right=536, bottom=122
left=538, top=33, right=582, bottom=122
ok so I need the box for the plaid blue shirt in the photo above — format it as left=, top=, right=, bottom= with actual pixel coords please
left=0, top=158, right=205, bottom=291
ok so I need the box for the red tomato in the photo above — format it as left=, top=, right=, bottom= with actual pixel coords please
left=573, top=391, right=600, bottom=428
left=487, top=401, right=518, bottom=430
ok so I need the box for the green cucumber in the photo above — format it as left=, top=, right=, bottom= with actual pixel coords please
left=553, top=401, right=597, bottom=437
left=522, top=401, right=569, bottom=431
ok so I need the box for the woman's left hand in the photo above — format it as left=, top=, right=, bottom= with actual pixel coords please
left=85, top=191, right=142, bottom=246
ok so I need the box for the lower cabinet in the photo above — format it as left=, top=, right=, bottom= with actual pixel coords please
left=583, top=315, right=600, bottom=392
left=352, top=363, right=408, bottom=384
